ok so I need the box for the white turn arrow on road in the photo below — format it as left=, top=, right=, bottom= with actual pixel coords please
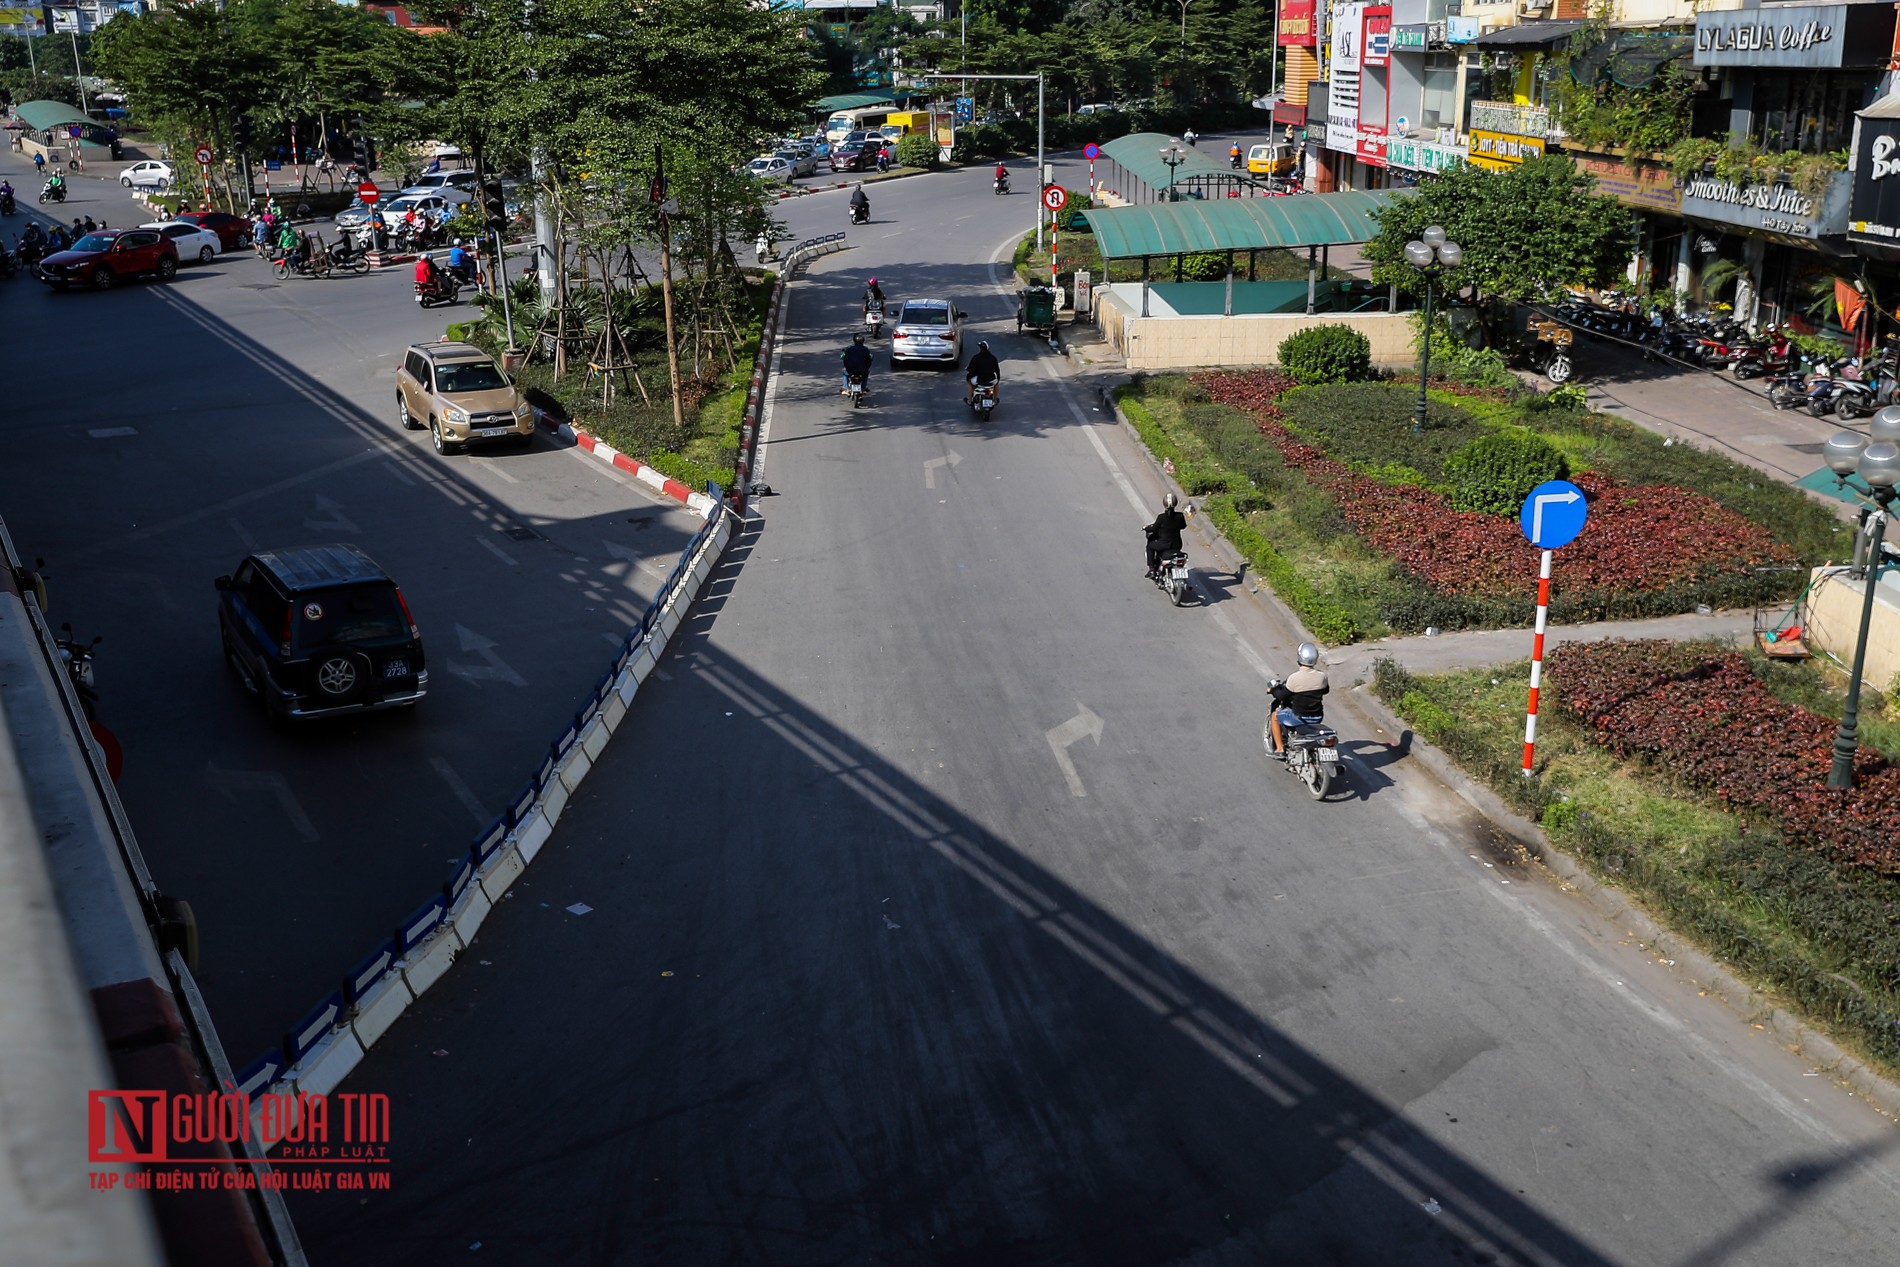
left=445, top=623, right=528, bottom=688
left=303, top=495, right=360, bottom=535
left=205, top=759, right=320, bottom=843
left=1045, top=702, right=1104, bottom=798
left=924, top=450, right=963, bottom=490
left=603, top=538, right=666, bottom=582
left=1530, top=489, right=1581, bottom=546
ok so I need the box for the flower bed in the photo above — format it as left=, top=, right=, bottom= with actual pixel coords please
left=1198, top=370, right=1798, bottom=614
left=1552, top=640, right=1900, bottom=874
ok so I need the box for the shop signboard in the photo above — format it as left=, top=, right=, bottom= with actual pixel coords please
left=1849, top=114, right=1900, bottom=245
left=1694, top=4, right=1843, bottom=67
left=1391, top=24, right=1437, bottom=51
left=1327, top=2, right=1365, bottom=156
left=1364, top=5, right=1391, bottom=67
left=1572, top=155, right=1682, bottom=214
left=1682, top=172, right=1847, bottom=239
left=1469, top=100, right=1549, bottom=140
left=1278, top=0, right=1316, bottom=47
left=1385, top=136, right=1466, bottom=174
left=1467, top=129, right=1544, bottom=171
left=1446, top=15, right=1479, bottom=42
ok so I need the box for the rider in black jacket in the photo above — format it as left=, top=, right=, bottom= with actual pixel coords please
left=840, top=333, right=873, bottom=395
left=1144, top=492, right=1187, bottom=577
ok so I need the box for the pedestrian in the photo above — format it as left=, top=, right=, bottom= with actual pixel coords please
left=32, top=150, right=44, bottom=174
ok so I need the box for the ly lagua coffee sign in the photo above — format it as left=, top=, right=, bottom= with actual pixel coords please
left=1693, top=4, right=1852, bottom=68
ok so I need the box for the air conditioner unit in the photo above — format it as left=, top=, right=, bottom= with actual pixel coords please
left=1519, top=0, right=1551, bottom=12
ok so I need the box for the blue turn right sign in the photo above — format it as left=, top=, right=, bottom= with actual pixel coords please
left=1520, top=480, right=1588, bottom=550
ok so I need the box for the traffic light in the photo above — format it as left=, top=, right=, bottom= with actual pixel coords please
left=349, top=117, right=374, bottom=175
left=481, top=180, right=506, bottom=230
left=231, top=115, right=252, bottom=151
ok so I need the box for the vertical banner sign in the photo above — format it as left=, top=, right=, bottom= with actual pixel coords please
left=1518, top=481, right=1589, bottom=776
left=1327, top=2, right=1365, bottom=156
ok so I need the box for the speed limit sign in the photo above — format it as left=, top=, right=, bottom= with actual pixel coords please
left=1042, top=185, right=1068, bottom=211
left=194, top=145, right=213, bottom=166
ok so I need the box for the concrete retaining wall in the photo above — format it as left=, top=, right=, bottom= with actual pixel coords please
left=1094, top=287, right=1415, bottom=370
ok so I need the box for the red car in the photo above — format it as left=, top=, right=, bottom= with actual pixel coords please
left=178, top=210, right=253, bottom=252
left=38, top=228, right=179, bottom=290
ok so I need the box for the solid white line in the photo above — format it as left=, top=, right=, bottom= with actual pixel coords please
left=756, top=275, right=797, bottom=489
left=475, top=533, right=518, bottom=567
left=429, top=757, right=492, bottom=826
left=469, top=456, right=521, bottom=485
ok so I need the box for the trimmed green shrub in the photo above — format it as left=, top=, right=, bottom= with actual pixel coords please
left=1204, top=493, right=1360, bottom=643
left=894, top=134, right=938, bottom=170
left=1278, top=325, right=1372, bottom=385
left=646, top=448, right=734, bottom=494
left=1276, top=382, right=1483, bottom=480
left=1443, top=430, right=1569, bottom=516
left=1169, top=251, right=1228, bottom=281
left=1055, top=189, right=1094, bottom=231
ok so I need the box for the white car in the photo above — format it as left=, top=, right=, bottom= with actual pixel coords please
left=120, top=160, right=175, bottom=191
left=745, top=156, right=794, bottom=185
left=395, top=183, right=474, bottom=206
left=141, top=220, right=223, bottom=265
left=379, top=192, right=458, bottom=231
left=773, top=148, right=816, bottom=178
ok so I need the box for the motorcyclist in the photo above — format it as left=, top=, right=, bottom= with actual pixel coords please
left=1143, top=491, right=1188, bottom=578
left=445, top=239, right=475, bottom=284
left=849, top=183, right=869, bottom=223
left=0, top=179, right=13, bottom=213
left=1228, top=142, right=1242, bottom=169
left=965, top=339, right=1001, bottom=406
left=81, top=215, right=96, bottom=234
left=44, top=170, right=64, bottom=198
left=993, top=162, right=1009, bottom=192
left=276, top=220, right=300, bottom=266
left=863, top=276, right=885, bottom=315
left=1267, top=643, right=1331, bottom=760
left=840, top=332, right=873, bottom=396
left=1184, top=128, right=1199, bottom=148
left=415, top=252, right=447, bottom=296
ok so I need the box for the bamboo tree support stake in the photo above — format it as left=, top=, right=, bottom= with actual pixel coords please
left=655, top=146, right=685, bottom=434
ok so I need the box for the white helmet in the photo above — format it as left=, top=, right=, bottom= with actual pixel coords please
left=1296, top=643, right=1321, bottom=667
left=1163, top=492, right=1177, bottom=510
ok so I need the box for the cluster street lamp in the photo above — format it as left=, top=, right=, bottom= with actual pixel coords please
left=1160, top=139, right=1188, bottom=202
left=1820, top=410, right=1900, bottom=789
left=1404, top=225, right=1463, bottom=433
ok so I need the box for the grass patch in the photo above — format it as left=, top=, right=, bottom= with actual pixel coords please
left=1377, top=656, right=1900, bottom=1081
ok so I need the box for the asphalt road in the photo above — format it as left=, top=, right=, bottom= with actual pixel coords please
left=290, top=164, right=1900, bottom=1264
left=0, top=157, right=705, bottom=1066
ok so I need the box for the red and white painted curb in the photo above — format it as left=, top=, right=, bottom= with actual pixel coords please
left=537, top=411, right=721, bottom=518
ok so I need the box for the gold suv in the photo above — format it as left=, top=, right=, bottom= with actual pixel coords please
left=395, top=342, right=536, bottom=455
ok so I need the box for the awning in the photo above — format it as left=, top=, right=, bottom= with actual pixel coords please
left=1861, top=93, right=1900, bottom=120
left=1076, top=191, right=1410, bottom=260
left=12, top=100, right=91, bottom=133
left=1472, top=20, right=1583, bottom=47
left=811, top=91, right=900, bottom=113
left=1098, top=132, right=1235, bottom=194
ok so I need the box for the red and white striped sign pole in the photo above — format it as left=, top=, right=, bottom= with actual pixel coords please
left=1042, top=184, right=1066, bottom=299
left=1519, top=481, right=1587, bottom=778
left=1522, top=547, right=1553, bottom=777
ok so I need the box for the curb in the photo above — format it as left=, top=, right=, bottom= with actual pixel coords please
left=1349, top=682, right=1900, bottom=1121
left=230, top=484, right=735, bottom=1118
left=536, top=412, right=721, bottom=517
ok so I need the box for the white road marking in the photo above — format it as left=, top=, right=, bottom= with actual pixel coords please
left=430, top=757, right=492, bottom=825
left=303, top=494, right=359, bottom=535
left=226, top=518, right=260, bottom=552
left=923, top=450, right=962, bottom=489
left=205, top=759, right=319, bottom=843
left=88, top=426, right=138, bottom=439
left=602, top=538, right=668, bottom=581
left=475, top=534, right=518, bottom=567
left=469, top=456, right=521, bottom=485
left=1045, top=702, right=1104, bottom=798
left=445, top=623, right=528, bottom=687
left=384, top=461, right=417, bottom=486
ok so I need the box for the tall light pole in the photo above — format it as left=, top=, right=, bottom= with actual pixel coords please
left=1404, top=225, right=1462, bottom=433
left=923, top=70, right=1046, bottom=246
left=1178, top=0, right=1193, bottom=53
left=1159, top=139, right=1187, bottom=201
left=1822, top=418, right=1900, bottom=789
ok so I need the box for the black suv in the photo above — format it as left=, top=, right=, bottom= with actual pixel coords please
left=216, top=545, right=427, bottom=721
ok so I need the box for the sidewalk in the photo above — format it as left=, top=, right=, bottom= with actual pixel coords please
left=1324, top=609, right=1756, bottom=681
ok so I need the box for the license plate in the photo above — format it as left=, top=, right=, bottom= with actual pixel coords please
left=384, top=659, right=409, bottom=678
left=1170, top=567, right=1189, bottom=580
left=476, top=426, right=512, bottom=438
left=1317, top=748, right=1339, bottom=763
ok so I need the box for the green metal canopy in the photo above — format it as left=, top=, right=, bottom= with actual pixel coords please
left=1098, top=132, right=1233, bottom=193
left=1076, top=191, right=1408, bottom=260
left=14, top=100, right=91, bottom=133
left=811, top=91, right=901, bottom=113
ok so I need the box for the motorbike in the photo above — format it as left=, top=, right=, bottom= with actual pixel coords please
left=415, top=275, right=460, bottom=308
left=271, top=249, right=326, bottom=280
left=994, top=173, right=1010, bottom=195
left=1525, top=318, right=1575, bottom=384
left=38, top=179, right=66, bottom=205
left=326, top=238, right=371, bottom=275
left=1730, top=329, right=1790, bottom=379
left=1766, top=359, right=1818, bottom=410
left=15, top=238, right=48, bottom=266
left=56, top=623, right=101, bottom=720
left=1147, top=545, right=1191, bottom=606
left=850, top=201, right=869, bottom=226
left=1229, top=151, right=1243, bottom=169
left=864, top=300, right=884, bottom=339
left=1811, top=360, right=1878, bottom=419
left=0, top=190, right=13, bottom=216
left=845, top=369, right=867, bottom=409
left=969, top=378, right=998, bottom=419
left=1264, top=690, right=1340, bottom=800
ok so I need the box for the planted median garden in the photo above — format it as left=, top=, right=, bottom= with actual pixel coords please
left=1115, top=357, right=1846, bottom=643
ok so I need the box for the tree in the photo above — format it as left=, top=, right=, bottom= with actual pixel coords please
left=1363, top=155, right=1637, bottom=339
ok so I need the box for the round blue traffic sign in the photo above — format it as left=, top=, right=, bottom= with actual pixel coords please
left=1520, top=480, right=1588, bottom=550
left=1083, top=142, right=1101, bottom=160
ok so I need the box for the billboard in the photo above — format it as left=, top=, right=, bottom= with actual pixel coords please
left=1279, top=0, right=1317, bottom=47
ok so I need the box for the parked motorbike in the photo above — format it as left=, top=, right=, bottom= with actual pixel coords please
left=1264, top=690, right=1340, bottom=800
left=864, top=300, right=884, bottom=339
left=1148, top=546, right=1191, bottom=606
left=1766, top=357, right=1819, bottom=410
left=845, top=369, right=866, bottom=409
left=1730, top=328, right=1790, bottom=379
left=1814, top=361, right=1879, bottom=420
left=56, top=623, right=101, bottom=720
left=969, top=379, right=998, bottom=419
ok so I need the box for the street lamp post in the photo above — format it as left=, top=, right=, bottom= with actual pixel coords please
left=1403, top=224, right=1462, bottom=434
left=1820, top=420, right=1900, bottom=789
left=1159, top=139, right=1187, bottom=202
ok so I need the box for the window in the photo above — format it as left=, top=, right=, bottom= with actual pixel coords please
left=434, top=362, right=509, bottom=393
left=903, top=305, right=949, bottom=326
left=294, top=586, right=407, bottom=649
left=1421, top=53, right=1460, bottom=131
